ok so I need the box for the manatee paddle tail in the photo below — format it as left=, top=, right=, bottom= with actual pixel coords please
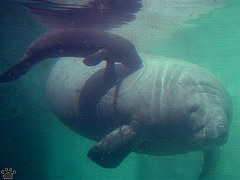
left=0, top=29, right=142, bottom=83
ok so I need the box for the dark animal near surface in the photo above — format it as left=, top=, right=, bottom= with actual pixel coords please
left=0, top=29, right=142, bottom=82
left=0, top=0, right=143, bottom=82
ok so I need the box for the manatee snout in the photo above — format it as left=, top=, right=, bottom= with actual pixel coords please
left=212, top=112, right=230, bottom=142
left=213, top=120, right=229, bottom=145
left=195, top=114, right=229, bottom=148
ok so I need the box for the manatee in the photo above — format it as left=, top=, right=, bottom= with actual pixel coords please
left=46, top=54, right=232, bottom=180
left=0, top=29, right=142, bottom=83
left=0, top=0, right=143, bottom=83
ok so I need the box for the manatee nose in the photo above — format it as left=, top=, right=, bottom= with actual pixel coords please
left=216, top=123, right=228, bottom=143
left=208, top=121, right=229, bottom=146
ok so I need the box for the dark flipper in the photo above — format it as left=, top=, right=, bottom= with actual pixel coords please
left=88, top=123, right=141, bottom=168
left=198, top=147, right=221, bottom=180
left=83, top=49, right=118, bottom=81
left=0, top=54, right=37, bottom=83
left=82, top=49, right=110, bottom=66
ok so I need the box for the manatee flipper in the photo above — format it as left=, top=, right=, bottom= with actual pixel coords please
left=82, top=49, right=110, bottom=66
left=198, top=147, right=221, bottom=180
left=83, top=49, right=119, bottom=82
left=0, top=54, right=38, bottom=83
left=88, top=123, right=141, bottom=168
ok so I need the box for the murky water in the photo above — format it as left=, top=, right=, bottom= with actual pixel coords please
left=0, top=0, right=239, bottom=180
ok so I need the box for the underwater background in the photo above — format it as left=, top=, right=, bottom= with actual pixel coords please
left=0, top=0, right=239, bottom=180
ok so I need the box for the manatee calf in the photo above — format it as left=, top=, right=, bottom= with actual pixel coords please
left=0, top=29, right=142, bottom=82
left=46, top=54, right=232, bottom=180
left=0, top=0, right=143, bottom=82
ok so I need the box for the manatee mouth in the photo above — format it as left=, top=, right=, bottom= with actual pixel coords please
left=193, top=122, right=229, bottom=149
left=214, top=123, right=229, bottom=144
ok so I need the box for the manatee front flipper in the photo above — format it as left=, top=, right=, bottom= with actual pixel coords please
left=198, top=147, right=221, bottom=180
left=83, top=49, right=110, bottom=66
left=88, top=123, right=141, bottom=168
left=83, top=48, right=116, bottom=79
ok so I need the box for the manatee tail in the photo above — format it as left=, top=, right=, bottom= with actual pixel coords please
left=0, top=54, right=39, bottom=83
left=198, top=148, right=221, bottom=180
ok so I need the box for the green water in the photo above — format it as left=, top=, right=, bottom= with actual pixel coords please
left=0, top=1, right=240, bottom=180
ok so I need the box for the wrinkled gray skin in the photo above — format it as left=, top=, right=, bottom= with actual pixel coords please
left=47, top=54, right=232, bottom=180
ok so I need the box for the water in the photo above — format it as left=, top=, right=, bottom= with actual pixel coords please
left=0, top=0, right=239, bottom=180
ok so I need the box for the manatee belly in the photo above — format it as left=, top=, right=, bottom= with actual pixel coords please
left=46, top=54, right=232, bottom=155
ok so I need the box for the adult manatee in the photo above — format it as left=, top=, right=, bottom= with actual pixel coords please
left=47, top=54, right=232, bottom=180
